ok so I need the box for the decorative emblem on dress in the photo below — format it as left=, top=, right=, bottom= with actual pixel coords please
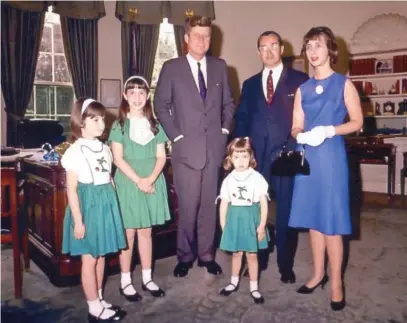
left=96, top=157, right=109, bottom=172
left=315, top=85, right=324, bottom=94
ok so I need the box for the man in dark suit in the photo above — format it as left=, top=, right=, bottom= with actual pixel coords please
left=154, top=16, right=235, bottom=278
left=234, top=31, right=308, bottom=284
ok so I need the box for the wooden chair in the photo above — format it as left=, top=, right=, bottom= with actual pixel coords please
left=1, top=167, right=28, bottom=298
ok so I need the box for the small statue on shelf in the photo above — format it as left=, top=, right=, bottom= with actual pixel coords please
left=371, top=84, right=378, bottom=95
left=397, top=100, right=407, bottom=115
left=375, top=102, right=381, bottom=115
left=388, top=80, right=400, bottom=95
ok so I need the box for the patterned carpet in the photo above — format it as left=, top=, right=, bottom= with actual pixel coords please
left=2, top=208, right=406, bottom=323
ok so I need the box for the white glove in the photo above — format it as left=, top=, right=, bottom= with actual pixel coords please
left=296, top=126, right=335, bottom=147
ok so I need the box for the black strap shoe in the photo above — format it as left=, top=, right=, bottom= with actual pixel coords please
left=173, top=261, right=193, bottom=277
left=141, top=280, right=165, bottom=297
left=118, top=283, right=142, bottom=302
left=219, top=283, right=239, bottom=296
left=197, top=260, right=222, bottom=275
left=88, top=308, right=127, bottom=322
left=250, top=290, right=265, bottom=304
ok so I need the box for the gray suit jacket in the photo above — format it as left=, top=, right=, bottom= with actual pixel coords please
left=154, top=56, right=235, bottom=170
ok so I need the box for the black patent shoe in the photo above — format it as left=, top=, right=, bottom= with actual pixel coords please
left=141, top=280, right=165, bottom=297
left=250, top=290, right=264, bottom=304
left=297, top=275, right=329, bottom=294
left=119, top=283, right=143, bottom=302
left=173, top=261, right=193, bottom=277
left=331, top=298, right=346, bottom=311
left=197, top=260, right=223, bottom=275
left=88, top=308, right=126, bottom=322
left=219, top=283, right=239, bottom=296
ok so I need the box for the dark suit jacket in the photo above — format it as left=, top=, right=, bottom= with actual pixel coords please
left=154, top=56, right=235, bottom=170
left=234, top=67, right=308, bottom=182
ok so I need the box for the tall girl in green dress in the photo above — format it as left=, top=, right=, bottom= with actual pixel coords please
left=109, top=76, right=171, bottom=301
left=217, top=137, right=270, bottom=304
left=61, top=98, right=127, bottom=322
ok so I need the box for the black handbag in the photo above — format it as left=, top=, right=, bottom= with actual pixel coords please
left=270, top=139, right=310, bottom=177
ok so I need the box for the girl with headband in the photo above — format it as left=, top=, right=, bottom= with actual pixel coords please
left=216, top=137, right=270, bottom=304
left=108, top=76, right=171, bottom=301
left=61, top=98, right=127, bottom=322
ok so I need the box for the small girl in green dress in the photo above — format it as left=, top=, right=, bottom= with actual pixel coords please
left=217, top=137, right=270, bottom=304
left=61, top=98, right=127, bottom=322
left=109, top=76, right=171, bottom=301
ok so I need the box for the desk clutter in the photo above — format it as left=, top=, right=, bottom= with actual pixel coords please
left=1, top=142, right=70, bottom=164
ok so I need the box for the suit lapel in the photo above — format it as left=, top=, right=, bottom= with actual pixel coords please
left=205, top=56, right=216, bottom=100
left=273, top=67, right=288, bottom=100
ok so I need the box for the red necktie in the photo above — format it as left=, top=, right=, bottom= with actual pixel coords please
left=267, top=70, right=274, bottom=105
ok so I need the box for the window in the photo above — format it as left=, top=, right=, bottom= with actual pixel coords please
left=25, top=7, right=74, bottom=134
left=150, top=18, right=178, bottom=102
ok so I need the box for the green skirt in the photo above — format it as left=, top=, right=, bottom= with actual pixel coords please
left=114, top=157, right=171, bottom=229
left=220, top=203, right=269, bottom=253
left=62, top=183, right=127, bottom=258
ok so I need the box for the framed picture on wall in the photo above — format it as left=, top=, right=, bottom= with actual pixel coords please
left=100, top=79, right=121, bottom=108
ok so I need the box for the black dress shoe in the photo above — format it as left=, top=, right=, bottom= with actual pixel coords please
left=331, top=298, right=346, bottom=311
left=141, top=280, right=165, bottom=297
left=219, top=283, right=239, bottom=296
left=118, top=283, right=143, bottom=302
left=88, top=308, right=127, bottom=322
left=197, top=260, right=222, bottom=275
left=250, top=290, right=265, bottom=304
left=280, top=271, right=296, bottom=284
left=297, top=275, right=329, bottom=294
left=173, top=261, right=193, bottom=277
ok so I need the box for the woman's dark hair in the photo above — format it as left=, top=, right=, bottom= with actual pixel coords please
left=301, top=26, right=338, bottom=64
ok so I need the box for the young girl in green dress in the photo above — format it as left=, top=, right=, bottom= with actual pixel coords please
left=217, top=137, right=270, bottom=304
left=109, top=76, right=171, bottom=301
left=61, top=98, right=127, bottom=322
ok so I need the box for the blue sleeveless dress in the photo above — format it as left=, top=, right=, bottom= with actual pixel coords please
left=288, top=72, right=351, bottom=235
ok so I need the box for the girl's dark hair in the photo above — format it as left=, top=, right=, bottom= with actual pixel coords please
left=69, top=98, right=106, bottom=142
left=301, top=26, right=338, bottom=64
left=119, top=77, right=158, bottom=135
left=223, top=137, right=257, bottom=171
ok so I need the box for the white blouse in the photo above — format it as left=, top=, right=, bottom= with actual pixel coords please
left=60, top=138, right=113, bottom=185
left=219, top=168, right=269, bottom=206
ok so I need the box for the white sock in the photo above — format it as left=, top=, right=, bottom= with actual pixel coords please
left=121, top=272, right=137, bottom=295
left=225, top=275, right=239, bottom=291
left=142, top=269, right=159, bottom=290
left=250, top=280, right=261, bottom=298
left=98, top=289, right=112, bottom=308
left=87, top=298, right=115, bottom=319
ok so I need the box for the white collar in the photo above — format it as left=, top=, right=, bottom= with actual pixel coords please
left=263, top=62, right=283, bottom=75
left=77, top=138, right=102, bottom=150
left=186, top=53, right=207, bottom=66
left=231, top=167, right=255, bottom=181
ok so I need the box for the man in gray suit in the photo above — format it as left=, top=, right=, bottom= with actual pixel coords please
left=154, top=15, right=235, bottom=277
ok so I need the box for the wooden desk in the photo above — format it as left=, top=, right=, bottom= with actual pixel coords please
left=345, top=142, right=396, bottom=198
left=22, top=157, right=178, bottom=286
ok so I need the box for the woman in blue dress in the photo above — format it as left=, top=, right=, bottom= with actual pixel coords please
left=288, top=27, right=363, bottom=311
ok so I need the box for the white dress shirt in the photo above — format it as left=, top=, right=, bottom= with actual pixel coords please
left=186, top=53, right=207, bottom=90
left=262, top=62, right=284, bottom=100
left=173, top=53, right=228, bottom=142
